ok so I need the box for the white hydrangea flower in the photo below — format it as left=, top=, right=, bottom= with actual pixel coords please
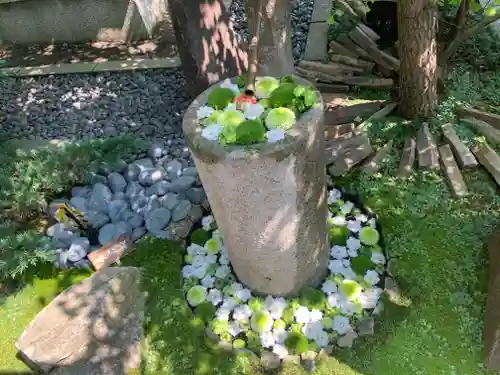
left=201, top=215, right=214, bottom=231
left=224, top=103, right=237, bottom=111
left=340, top=201, right=354, bottom=214
left=347, top=248, right=358, bottom=258
left=364, top=270, right=380, bottom=285
left=331, top=245, right=348, bottom=259
left=371, top=252, right=386, bottom=265
left=192, top=254, right=209, bottom=268
left=193, top=265, right=208, bottom=279
left=331, top=216, right=346, bottom=226
left=215, top=265, right=231, bottom=279
left=309, top=309, right=323, bottom=322
left=196, top=105, right=214, bottom=120
left=359, top=288, right=382, bottom=309
left=235, top=288, right=252, bottom=302
left=187, top=243, right=207, bottom=255
left=207, top=288, right=223, bottom=306
left=328, top=259, right=344, bottom=274
left=356, top=213, right=368, bottom=223
left=327, top=293, right=340, bottom=308
left=302, top=321, right=324, bottom=340
left=322, top=280, right=338, bottom=294
left=182, top=265, right=195, bottom=278
left=201, top=275, right=215, bottom=288
left=368, top=217, right=377, bottom=228
left=273, top=328, right=289, bottom=345
left=228, top=322, right=242, bottom=337
left=333, top=315, right=352, bottom=334
left=339, top=300, right=358, bottom=316
left=346, top=237, right=361, bottom=251
left=260, top=331, right=276, bottom=348
left=219, top=255, right=229, bottom=265
left=244, top=103, right=265, bottom=120
left=231, top=282, right=243, bottom=292
left=341, top=267, right=356, bottom=280
left=294, top=306, right=311, bottom=324
left=347, top=220, right=362, bottom=233
left=205, top=254, right=218, bottom=264
left=223, top=296, right=237, bottom=309
left=272, top=344, right=289, bottom=359
left=327, top=188, right=342, bottom=204
left=233, top=304, right=252, bottom=320
left=220, top=78, right=240, bottom=94
left=266, top=128, right=286, bottom=143
left=341, top=259, right=351, bottom=268
left=314, top=330, right=329, bottom=348
left=201, top=124, right=223, bottom=141
left=216, top=306, right=231, bottom=320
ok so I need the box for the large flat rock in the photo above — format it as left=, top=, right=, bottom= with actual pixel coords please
left=416, top=123, right=439, bottom=170
left=16, top=267, right=144, bottom=374
left=441, top=123, right=478, bottom=169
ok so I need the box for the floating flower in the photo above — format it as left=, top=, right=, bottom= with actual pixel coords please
left=251, top=310, right=274, bottom=333
left=322, top=317, right=333, bottom=330
left=359, top=288, right=382, bottom=309
left=235, top=288, right=252, bottom=302
left=327, top=293, right=340, bottom=308
left=346, top=237, right=361, bottom=251
left=220, top=78, right=240, bottom=94
left=244, top=103, right=265, bottom=120
left=265, top=297, right=288, bottom=319
left=201, top=124, right=223, bottom=141
left=371, top=252, right=386, bottom=265
left=330, top=216, right=346, bottom=226
left=215, top=265, right=231, bottom=279
left=260, top=331, right=276, bottom=348
left=309, top=309, right=323, bottom=322
left=356, top=213, right=369, bottom=223
left=368, top=217, right=377, bottom=228
left=314, top=330, right=329, bottom=348
left=339, top=300, right=360, bottom=316
left=265, top=108, right=296, bottom=130
left=302, top=321, right=324, bottom=340
left=294, top=306, right=311, bottom=324
left=205, top=238, right=221, bottom=254
left=228, top=322, right=242, bottom=337
left=193, top=265, right=208, bottom=279
left=266, top=128, right=286, bottom=143
left=233, top=304, right=252, bottom=320
left=360, top=226, right=380, bottom=245
left=333, top=315, right=352, bottom=334
left=347, top=220, right=362, bottom=233
left=255, top=76, right=280, bottom=98
left=273, top=328, right=289, bottom=345
left=186, top=286, right=207, bottom=307
left=322, top=280, right=338, bottom=294
left=273, top=344, right=289, bottom=359
left=328, top=259, right=344, bottom=274
left=201, top=275, right=215, bottom=288
left=182, top=265, right=195, bottom=278
left=331, top=245, right=348, bottom=259
left=207, top=288, right=223, bottom=306
left=364, top=270, right=380, bottom=285
left=223, top=296, right=237, bottom=309
left=340, top=201, right=354, bottom=214
left=197, top=105, right=214, bottom=120
left=219, top=254, right=229, bottom=265
left=187, top=243, right=207, bottom=255
left=339, top=280, right=362, bottom=301
left=328, top=189, right=342, bottom=204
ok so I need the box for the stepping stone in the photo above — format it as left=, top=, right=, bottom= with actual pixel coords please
left=311, top=0, right=332, bottom=22
left=304, top=22, right=329, bottom=61
left=484, top=227, right=500, bottom=370
left=16, top=267, right=143, bottom=373
left=438, top=144, right=468, bottom=197
left=461, top=117, right=500, bottom=145
left=398, top=137, right=416, bottom=178
left=416, top=123, right=440, bottom=170
left=324, top=123, right=355, bottom=141
left=457, top=106, right=500, bottom=130
left=362, top=140, right=393, bottom=175
left=441, top=123, right=478, bottom=169
left=473, top=141, right=500, bottom=188
left=356, top=102, right=397, bottom=132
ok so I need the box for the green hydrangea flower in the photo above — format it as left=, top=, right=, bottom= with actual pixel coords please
left=205, top=238, right=221, bottom=254
left=246, top=331, right=261, bottom=352
left=339, top=280, right=362, bottom=301
left=274, top=319, right=286, bottom=330
left=265, top=107, right=296, bottom=130
left=210, top=319, right=230, bottom=335
left=284, top=332, right=309, bottom=355
left=207, top=88, right=236, bottom=110
left=201, top=110, right=223, bottom=126
left=218, top=109, right=245, bottom=128
left=282, top=307, right=295, bottom=324
left=255, top=76, right=280, bottom=98
left=248, top=297, right=264, bottom=312
left=221, top=119, right=266, bottom=145
left=186, top=286, right=207, bottom=307
left=195, top=302, right=216, bottom=323
left=269, top=83, right=297, bottom=107
left=220, top=332, right=232, bottom=342
left=251, top=310, right=273, bottom=333
left=233, top=339, right=246, bottom=349
left=184, top=254, right=193, bottom=263
left=360, top=227, right=380, bottom=245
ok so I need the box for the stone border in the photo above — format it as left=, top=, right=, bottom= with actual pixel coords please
left=0, top=57, right=181, bottom=77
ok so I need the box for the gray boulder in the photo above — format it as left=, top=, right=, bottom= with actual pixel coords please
left=164, top=159, right=183, bottom=180
left=67, top=237, right=90, bottom=262
left=107, top=172, right=127, bottom=193
left=87, top=210, right=110, bottom=229
left=108, top=200, right=129, bottom=223
left=172, top=200, right=192, bottom=222
left=125, top=181, right=144, bottom=200
left=146, top=180, right=171, bottom=196
left=125, top=158, right=154, bottom=182
left=87, top=183, right=113, bottom=214
left=169, top=176, right=196, bottom=193
left=138, top=167, right=166, bottom=186
left=186, top=187, right=206, bottom=204
left=98, top=223, right=118, bottom=246
left=160, top=193, right=180, bottom=210
left=145, top=208, right=171, bottom=234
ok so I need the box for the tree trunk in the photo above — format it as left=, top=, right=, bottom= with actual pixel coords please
left=246, top=0, right=295, bottom=77
left=397, top=0, right=438, bottom=119
left=167, top=0, right=248, bottom=96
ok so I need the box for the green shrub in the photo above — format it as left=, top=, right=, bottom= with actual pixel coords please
left=221, top=120, right=266, bottom=145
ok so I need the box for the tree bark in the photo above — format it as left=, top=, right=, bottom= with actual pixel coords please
left=397, top=0, right=438, bottom=119
left=167, top=0, right=248, bottom=96
left=247, top=0, right=295, bottom=77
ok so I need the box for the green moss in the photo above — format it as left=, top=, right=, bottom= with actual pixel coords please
left=284, top=332, right=309, bottom=355
left=221, top=119, right=266, bottom=145
left=300, top=287, right=326, bottom=310
left=207, top=88, right=236, bottom=110
left=359, top=226, right=380, bottom=245
left=190, top=228, right=211, bottom=246
left=269, top=83, right=298, bottom=108
left=195, top=302, right=216, bottom=323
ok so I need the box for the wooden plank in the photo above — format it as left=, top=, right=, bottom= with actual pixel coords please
left=336, top=34, right=371, bottom=60
left=329, top=40, right=358, bottom=59
left=358, top=23, right=380, bottom=41
left=296, top=66, right=344, bottom=83
left=457, top=106, right=500, bottom=131
left=328, top=141, right=374, bottom=176
left=438, top=144, right=468, bottom=197
left=398, top=137, right=416, bottom=178
left=324, top=101, right=384, bottom=125
left=473, top=141, right=500, bottom=188
left=461, top=117, right=500, bottom=145
left=299, top=60, right=364, bottom=75
left=315, top=82, right=350, bottom=93
left=441, top=123, right=478, bottom=169
left=325, top=134, right=371, bottom=164
left=356, top=102, right=397, bottom=132
left=349, top=0, right=370, bottom=18
left=296, top=66, right=393, bottom=88
left=362, top=140, right=393, bottom=175
left=335, top=0, right=359, bottom=19
left=328, top=54, right=375, bottom=71
left=416, top=122, right=439, bottom=169
left=324, top=123, right=355, bottom=141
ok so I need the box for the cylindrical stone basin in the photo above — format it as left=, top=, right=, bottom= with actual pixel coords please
left=182, top=76, right=329, bottom=297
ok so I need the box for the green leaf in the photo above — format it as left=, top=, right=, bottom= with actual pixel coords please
left=469, top=0, right=481, bottom=12
left=485, top=5, right=498, bottom=16
left=293, top=85, right=306, bottom=97
left=328, top=15, right=336, bottom=25
left=304, top=89, right=317, bottom=107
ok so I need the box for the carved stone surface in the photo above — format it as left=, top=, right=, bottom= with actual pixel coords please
left=16, top=267, right=143, bottom=374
